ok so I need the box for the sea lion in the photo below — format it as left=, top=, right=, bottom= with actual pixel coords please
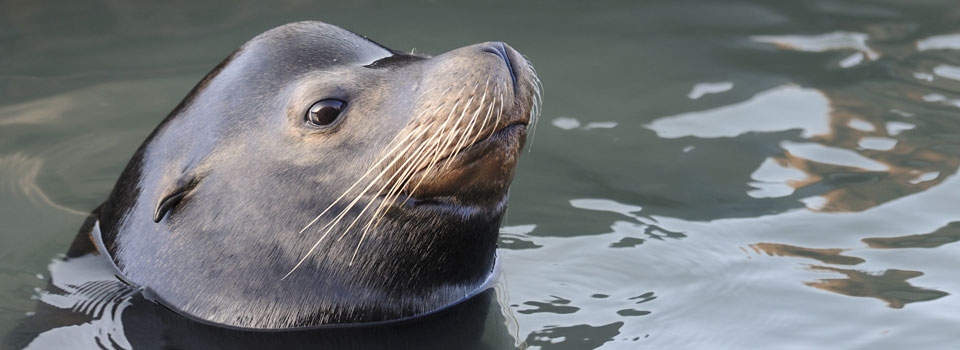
left=79, top=21, right=540, bottom=330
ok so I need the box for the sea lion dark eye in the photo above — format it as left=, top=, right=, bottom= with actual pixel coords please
left=306, top=99, right=346, bottom=127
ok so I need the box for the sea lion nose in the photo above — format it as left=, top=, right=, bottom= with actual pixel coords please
left=480, top=42, right=519, bottom=88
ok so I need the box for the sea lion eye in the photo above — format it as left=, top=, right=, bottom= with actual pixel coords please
left=306, top=99, right=346, bottom=127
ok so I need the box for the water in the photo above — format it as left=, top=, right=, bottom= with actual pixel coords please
left=3, top=0, right=960, bottom=348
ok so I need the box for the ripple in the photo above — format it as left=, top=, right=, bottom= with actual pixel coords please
left=0, top=153, right=85, bottom=215
left=0, top=94, right=72, bottom=127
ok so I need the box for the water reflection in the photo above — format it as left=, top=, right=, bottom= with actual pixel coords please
left=651, top=29, right=960, bottom=214
left=12, top=255, right=135, bottom=350
left=640, top=20, right=960, bottom=345
left=8, top=253, right=518, bottom=350
left=497, top=200, right=663, bottom=349
left=805, top=267, right=948, bottom=309
left=863, top=221, right=960, bottom=249
left=707, top=28, right=960, bottom=312
left=750, top=242, right=949, bottom=308
left=517, top=296, right=580, bottom=315
left=523, top=322, right=626, bottom=350
left=750, top=243, right=865, bottom=266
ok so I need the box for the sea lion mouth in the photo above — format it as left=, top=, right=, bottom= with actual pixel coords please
left=397, top=119, right=529, bottom=207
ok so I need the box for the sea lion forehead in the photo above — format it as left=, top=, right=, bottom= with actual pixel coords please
left=249, top=21, right=394, bottom=68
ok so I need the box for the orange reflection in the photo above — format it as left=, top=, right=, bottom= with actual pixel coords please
left=747, top=33, right=960, bottom=213
left=773, top=87, right=959, bottom=212
left=750, top=242, right=949, bottom=308
left=806, top=266, right=948, bottom=309
left=749, top=242, right=864, bottom=265
left=802, top=88, right=958, bottom=211
left=863, top=221, right=960, bottom=249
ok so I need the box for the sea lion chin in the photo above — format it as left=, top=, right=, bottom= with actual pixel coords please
left=86, top=21, right=541, bottom=330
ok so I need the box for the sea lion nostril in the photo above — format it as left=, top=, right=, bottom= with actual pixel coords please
left=481, top=42, right=518, bottom=88
left=480, top=43, right=508, bottom=60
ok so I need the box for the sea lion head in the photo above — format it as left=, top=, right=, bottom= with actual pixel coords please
left=94, top=21, right=541, bottom=329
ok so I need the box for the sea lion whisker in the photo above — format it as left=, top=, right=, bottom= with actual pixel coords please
left=486, top=91, right=504, bottom=141
left=314, top=121, right=433, bottom=231
left=400, top=131, right=455, bottom=206
left=297, top=126, right=423, bottom=234
left=449, top=82, right=490, bottom=163
left=346, top=119, right=453, bottom=265
left=284, top=126, right=432, bottom=279
left=433, top=95, right=473, bottom=170
left=300, top=103, right=439, bottom=233
left=388, top=112, right=458, bottom=209
left=333, top=129, right=437, bottom=243
left=467, top=80, right=496, bottom=148
left=349, top=140, right=437, bottom=265
left=313, top=105, right=443, bottom=264
left=526, top=62, right=544, bottom=151
left=390, top=96, right=459, bottom=182
left=444, top=108, right=477, bottom=167
left=400, top=82, right=499, bottom=199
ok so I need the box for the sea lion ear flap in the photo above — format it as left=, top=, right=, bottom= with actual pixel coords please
left=154, top=178, right=199, bottom=223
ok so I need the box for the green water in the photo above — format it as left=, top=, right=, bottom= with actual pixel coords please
left=3, top=0, right=960, bottom=348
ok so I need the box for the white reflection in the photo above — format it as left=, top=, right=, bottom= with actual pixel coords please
left=551, top=117, right=617, bottom=131
left=26, top=255, right=134, bottom=350
left=886, top=121, right=915, bottom=136
left=890, top=109, right=915, bottom=118
left=501, top=224, right=537, bottom=235
left=913, top=72, right=935, bottom=82
left=747, top=158, right=809, bottom=198
left=687, top=82, right=734, bottom=99
left=916, top=33, right=960, bottom=51
left=933, top=65, right=960, bottom=81
left=847, top=119, right=875, bottom=132
left=584, top=121, right=618, bottom=130
left=858, top=137, right=897, bottom=151
left=551, top=117, right=580, bottom=130
left=752, top=31, right=879, bottom=61
left=799, top=196, right=829, bottom=210
left=570, top=199, right=643, bottom=218
left=839, top=52, right=865, bottom=68
left=909, top=172, right=940, bottom=184
left=922, top=93, right=960, bottom=108
left=781, top=141, right=888, bottom=171
left=646, top=85, right=831, bottom=139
